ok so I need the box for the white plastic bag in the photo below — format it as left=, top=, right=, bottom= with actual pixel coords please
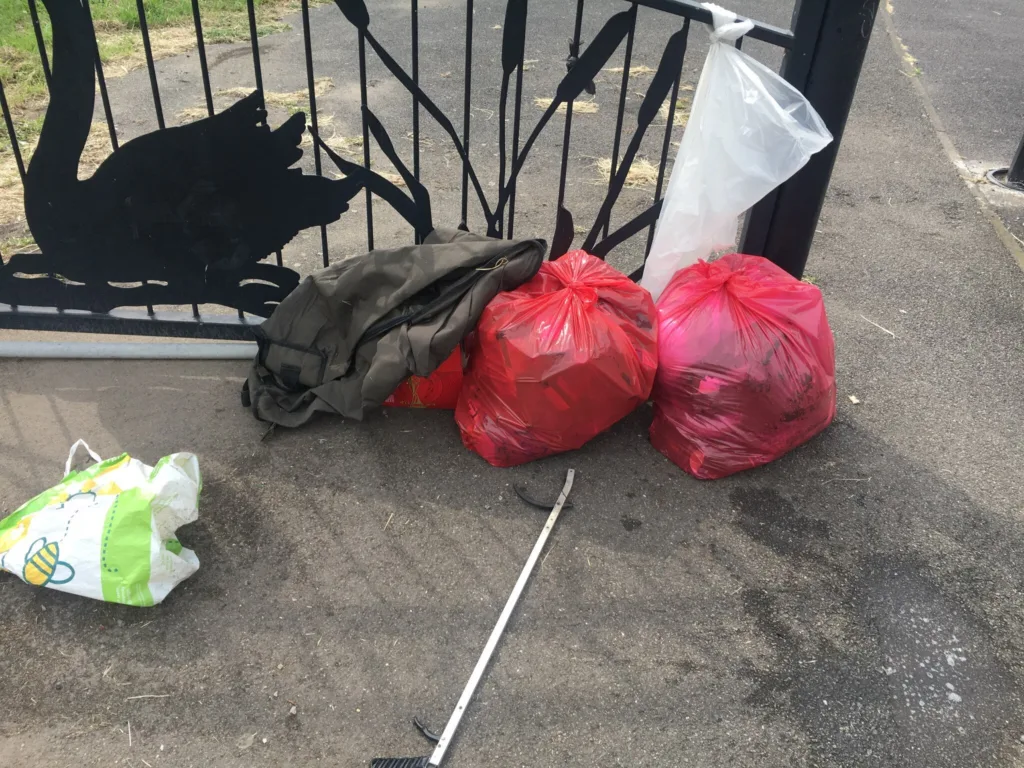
left=0, top=440, right=201, bottom=606
left=641, top=3, right=833, bottom=301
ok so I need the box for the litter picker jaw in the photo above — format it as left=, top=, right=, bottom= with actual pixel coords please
left=370, top=470, right=576, bottom=768
left=370, top=758, right=430, bottom=768
left=367, top=720, right=438, bottom=768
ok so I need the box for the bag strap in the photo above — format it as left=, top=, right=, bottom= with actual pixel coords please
left=355, top=250, right=510, bottom=350
left=65, top=439, right=103, bottom=476
left=251, top=325, right=329, bottom=389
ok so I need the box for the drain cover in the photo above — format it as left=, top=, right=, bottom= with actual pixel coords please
left=986, top=167, right=1024, bottom=193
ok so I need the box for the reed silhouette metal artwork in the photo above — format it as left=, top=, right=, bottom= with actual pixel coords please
left=0, top=0, right=697, bottom=318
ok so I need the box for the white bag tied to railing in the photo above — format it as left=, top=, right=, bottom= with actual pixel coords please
left=641, top=2, right=833, bottom=302
left=704, top=3, right=754, bottom=43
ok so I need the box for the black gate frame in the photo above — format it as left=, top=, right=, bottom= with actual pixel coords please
left=0, top=0, right=879, bottom=340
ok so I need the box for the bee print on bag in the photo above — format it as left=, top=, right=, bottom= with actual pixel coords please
left=22, top=537, right=76, bottom=587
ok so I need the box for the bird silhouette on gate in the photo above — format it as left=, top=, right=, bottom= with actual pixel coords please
left=4, top=0, right=362, bottom=316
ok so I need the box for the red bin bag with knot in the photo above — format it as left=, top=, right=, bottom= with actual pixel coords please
left=456, top=250, right=658, bottom=467
left=651, top=253, right=835, bottom=479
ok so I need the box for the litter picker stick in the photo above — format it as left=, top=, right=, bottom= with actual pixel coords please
left=372, top=468, right=575, bottom=768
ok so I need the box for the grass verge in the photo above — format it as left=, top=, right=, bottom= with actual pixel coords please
left=0, top=0, right=325, bottom=249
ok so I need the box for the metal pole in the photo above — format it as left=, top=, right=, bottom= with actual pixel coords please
left=0, top=341, right=256, bottom=359
left=427, top=470, right=575, bottom=767
left=1008, top=131, right=1024, bottom=185
left=741, top=0, right=880, bottom=278
left=740, top=0, right=826, bottom=262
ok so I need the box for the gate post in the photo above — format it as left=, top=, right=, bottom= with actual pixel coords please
left=741, top=0, right=881, bottom=277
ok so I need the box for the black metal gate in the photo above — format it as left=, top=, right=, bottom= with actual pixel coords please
left=0, top=0, right=879, bottom=340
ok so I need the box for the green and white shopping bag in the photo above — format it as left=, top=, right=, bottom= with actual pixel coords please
left=0, top=440, right=201, bottom=606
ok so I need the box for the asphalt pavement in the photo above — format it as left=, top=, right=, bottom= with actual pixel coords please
left=891, top=0, right=1022, bottom=166
left=889, top=0, right=1024, bottom=240
left=1, top=2, right=1023, bottom=768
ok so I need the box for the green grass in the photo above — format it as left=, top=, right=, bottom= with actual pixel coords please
left=0, top=0, right=309, bottom=128
left=1, top=232, right=35, bottom=251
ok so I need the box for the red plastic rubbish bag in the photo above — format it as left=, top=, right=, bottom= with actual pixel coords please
left=384, top=347, right=463, bottom=409
left=650, top=253, right=836, bottom=479
left=456, top=250, right=658, bottom=467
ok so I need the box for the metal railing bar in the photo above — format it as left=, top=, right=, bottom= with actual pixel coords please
left=246, top=0, right=285, bottom=280
left=629, top=0, right=794, bottom=49
left=244, top=0, right=271, bottom=317
left=358, top=30, right=375, bottom=250
left=188, top=0, right=213, bottom=318
left=246, top=0, right=265, bottom=93
left=134, top=0, right=164, bottom=316
left=411, top=0, right=421, bottom=184
left=0, top=305, right=259, bottom=340
left=556, top=0, right=586, bottom=217
left=27, top=0, right=51, bottom=88
left=460, top=0, right=474, bottom=226
left=16, top=0, right=47, bottom=313
left=0, top=79, right=25, bottom=183
left=82, top=0, right=119, bottom=150
left=646, top=16, right=689, bottom=255
left=135, top=0, right=165, bottom=131
left=190, top=0, right=215, bottom=116
left=301, top=0, right=331, bottom=267
left=506, top=1, right=528, bottom=238
left=606, top=2, right=638, bottom=238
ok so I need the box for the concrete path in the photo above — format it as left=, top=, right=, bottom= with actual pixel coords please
left=888, top=0, right=1024, bottom=242
left=891, top=0, right=1022, bottom=167
left=1, top=4, right=1023, bottom=768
